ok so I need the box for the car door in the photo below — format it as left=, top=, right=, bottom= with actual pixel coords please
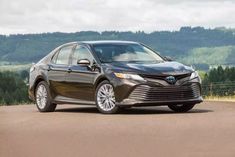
left=47, top=44, right=75, bottom=98
left=65, top=44, right=99, bottom=101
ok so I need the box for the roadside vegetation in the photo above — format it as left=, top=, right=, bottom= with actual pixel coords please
left=202, top=66, right=235, bottom=100
left=0, top=71, right=30, bottom=105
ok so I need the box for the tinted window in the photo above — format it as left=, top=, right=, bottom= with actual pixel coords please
left=55, top=45, right=73, bottom=65
left=71, top=45, right=93, bottom=65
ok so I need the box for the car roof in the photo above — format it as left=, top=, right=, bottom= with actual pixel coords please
left=81, top=40, right=138, bottom=45
left=60, top=40, right=139, bottom=47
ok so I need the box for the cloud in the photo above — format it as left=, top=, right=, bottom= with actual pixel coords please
left=0, top=0, right=235, bottom=34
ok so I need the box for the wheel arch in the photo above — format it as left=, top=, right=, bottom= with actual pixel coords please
left=33, top=76, right=47, bottom=96
left=94, top=76, right=110, bottom=90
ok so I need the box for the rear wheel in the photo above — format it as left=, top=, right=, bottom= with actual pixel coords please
left=95, top=80, right=120, bottom=114
left=35, top=81, right=57, bottom=112
left=168, top=104, right=195, bottom=112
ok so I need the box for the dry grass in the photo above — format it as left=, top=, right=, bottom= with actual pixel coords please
left=205, top=96, right=235, bottom=102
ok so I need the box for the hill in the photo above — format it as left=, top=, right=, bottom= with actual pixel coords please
left=180, top=46, right=235, bottom=69
left=1, top=26, right=235, bottom=69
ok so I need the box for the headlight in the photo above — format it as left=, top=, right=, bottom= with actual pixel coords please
left=114, top=73, right=145, bottom=81
left=190, top=71, right=199, bottom=79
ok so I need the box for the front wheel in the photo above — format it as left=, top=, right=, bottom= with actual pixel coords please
left=95, top=80, right=120, bottom=114
left=168, top=104, right=195, bottom=113
left=35, top=81, right=57, bottom=112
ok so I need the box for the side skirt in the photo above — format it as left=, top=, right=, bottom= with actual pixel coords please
left=53, top=96, right=96, bottom=105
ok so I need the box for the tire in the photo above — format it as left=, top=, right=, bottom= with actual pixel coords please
left=95, top=80, right=120, bottom=114
left=168, top=104, right=195, bottom=113
left=35, top=81, right=57, bottom=112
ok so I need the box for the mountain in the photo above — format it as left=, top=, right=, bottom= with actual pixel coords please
left=1, top=26, right=235, bottom=69
left=180, top=46, right=235, bottom=66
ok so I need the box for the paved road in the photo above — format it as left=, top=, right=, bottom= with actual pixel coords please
left=1, top=101, right=235, bottom=157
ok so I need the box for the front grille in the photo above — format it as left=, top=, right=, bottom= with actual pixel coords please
left=128, top=83, right=201, bottom=102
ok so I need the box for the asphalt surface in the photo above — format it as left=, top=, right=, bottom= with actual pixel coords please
left=1, top=101, right=235, bottom=157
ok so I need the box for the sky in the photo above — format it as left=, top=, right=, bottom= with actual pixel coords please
left=0, top=0, right=235, bottom=34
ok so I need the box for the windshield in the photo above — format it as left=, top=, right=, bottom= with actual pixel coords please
left=93, top=43, right=164, bottom=63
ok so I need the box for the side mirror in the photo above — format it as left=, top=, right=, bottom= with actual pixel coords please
left=77, top=59, right=90, bottom=66
left=164, top=56, right=173, bottom=61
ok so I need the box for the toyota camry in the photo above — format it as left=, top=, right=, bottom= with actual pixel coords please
left=29, top=41, right=203, bottom=114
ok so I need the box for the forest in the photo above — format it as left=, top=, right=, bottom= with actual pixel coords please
left=0, top=70, right=29, bottom=105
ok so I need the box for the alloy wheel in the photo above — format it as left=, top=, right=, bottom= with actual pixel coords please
left=36, top=84, right=48, bottom=109
left=97, top=84, right=116, bottom=112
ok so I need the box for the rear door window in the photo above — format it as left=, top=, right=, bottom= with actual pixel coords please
left=52, top=45, right=74, bottom=65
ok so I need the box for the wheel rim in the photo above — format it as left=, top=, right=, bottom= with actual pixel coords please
left=36, top=84, right=48, bottom=109
left=97, top=84, right=116, bottom=111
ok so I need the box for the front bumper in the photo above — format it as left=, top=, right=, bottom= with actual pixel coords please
left=117, top=96, right=203, bottom=106
left=112, top=76, right=203, bottom=106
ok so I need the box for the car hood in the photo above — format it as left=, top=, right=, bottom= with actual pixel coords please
left=104, top=61, right=194, bottom=75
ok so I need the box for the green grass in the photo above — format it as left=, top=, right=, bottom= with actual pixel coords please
left=180, top=46, right=235, bottom=65
left=0, top=64, right=31, bottom=72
